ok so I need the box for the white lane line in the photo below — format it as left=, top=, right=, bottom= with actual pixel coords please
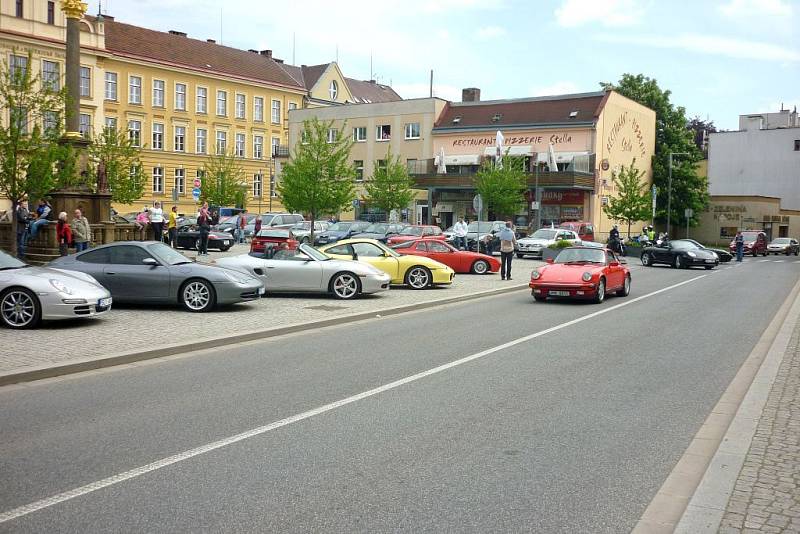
left=773, top=260, right=785, bottom=263
left=0, top=273, right=709, bottom=525
left=758, top=259, right=772, bottom=263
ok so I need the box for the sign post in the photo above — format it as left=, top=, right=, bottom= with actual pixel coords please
left=651, top=184, right=657, bottom=225
left=685, top=207, right=693, bottom=238
left=472, top=194, right=483, bottom=221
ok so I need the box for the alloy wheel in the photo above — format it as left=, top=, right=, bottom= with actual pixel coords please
left=332, top=273, right=359, bottom=299
left=641, top=253, right=651, bottom=266
left=675, top=256, right=682, bottom=269
left=595, top=279, right=605, bottom=303
left=182, top=280, right=212, bottom=312
left=1, top=289, right=39, bottom=328
left=472, top=260, right=489, bottom=274
left=407, top=267, right=431, bottom=289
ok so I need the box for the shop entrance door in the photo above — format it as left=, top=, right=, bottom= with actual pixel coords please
left=416, top=205, right=428, bottom=225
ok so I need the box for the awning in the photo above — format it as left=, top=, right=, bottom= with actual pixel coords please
left=436, top=154, right=481, bottom=166
left=535, top=151, right=590, bottom=163
left=483, top=145, right=533, bottom=156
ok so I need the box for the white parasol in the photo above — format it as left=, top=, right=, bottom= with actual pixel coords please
left=495, top=130, right=505, bottom=169
left=548, top=142, right=559, bottom=172
left=437, top=146, right=446, bottom=174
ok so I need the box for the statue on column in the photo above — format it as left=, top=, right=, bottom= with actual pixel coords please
left=97, top=160, right=109, bottom=192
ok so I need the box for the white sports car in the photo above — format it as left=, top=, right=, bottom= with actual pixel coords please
left=214, top=244, right=392, bottom=300
left=516, top=228, right=580, bottom=258
left=0, top=249, right=111, bottom=329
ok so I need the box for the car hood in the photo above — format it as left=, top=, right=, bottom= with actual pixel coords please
left=1, top=265, right=106, bottom=290
left=533, top=263, right=605, bottom=281
left=518, top=238, right=552, bottom=246
left=687, top=249, right=718, bottom=259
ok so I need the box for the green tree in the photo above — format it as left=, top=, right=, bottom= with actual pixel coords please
left=601, top=74, right=708, bottom=231
left=602, top=159, right=651, bottom=238
left=200, top=151, right=247, bottom=208
left=88, top=126, right=145, bottom=205
left=364, top=147, right=415, bottom=218
left=278, top=118, right=356, bottom=240
left=0, top=51, right=75, bottom=253
left=473, top=153, right=527, bottom=219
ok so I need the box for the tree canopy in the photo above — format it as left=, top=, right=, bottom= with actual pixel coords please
left=89, top=126, right=145, bottom=205
left=474, top=153, right=527, bottom=219
left=200, top=151, right=247, bottom=208
left=602, top=159, right=651, bottom=238
left=364, top=147, right=415, bottom=218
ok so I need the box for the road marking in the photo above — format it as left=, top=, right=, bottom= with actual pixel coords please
left=773, top=260, right=785, bottom=263
left=0, top=273, right=709, bottom=525
left=758, top=259, right=772, bottom=263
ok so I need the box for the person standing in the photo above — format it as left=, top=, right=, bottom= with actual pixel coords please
left=197, top=202, right=211, bottom=256
left=168, top=206, right=178, bottom=248
left=28, top=198, right=52, bottom=240
left=149, top=201, right=164, bottom=242
left=15, top=199, right=32, bottom=259
left=498, top=221, right=518, bottom=281
left=254, top=214, right=262, bottom=237
left=453, top=217, right=468, bottom=250
left=735, top=230, right=744, bottom=262
left=238, top=209, right=248, bottom=244
left=71, top=208, right=92, bottom=252
left=56, top=212, right=72, bottom=256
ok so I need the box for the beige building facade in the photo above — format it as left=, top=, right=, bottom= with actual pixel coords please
left=694, top=196, right=800, bottom=246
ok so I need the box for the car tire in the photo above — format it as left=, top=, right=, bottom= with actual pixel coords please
left=471, top=260, right=490, bottom=274
left=616, top=275, right=631, bottom=297
left=195, top=238, right=201, bottom=251
left=674, top=255, right=683, bottom=269
left=180, top=279, right=216, bottom=312
left=533, top=295, right=546, bottom=302
left=330, top=272, right=361, bottom=300
left=220, top=246, right=231, bottom=252
left=405, top=266, right=432, bottom=289
left=594, top=278, right=606, bottom=304
left=641, top=253, right=652, bottom=267
left=516, top=253, right=525, bottom=259
left=752, top=250, right=758, bottom=257
left=0, top=287, right=42, bottom=329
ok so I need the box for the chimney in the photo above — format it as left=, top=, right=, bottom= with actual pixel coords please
left=462, top=87, right=481, bottom=102
left=206, top=39, right=216, bottom=43
left=260, top=49, right=272, bottom=58
left=168, top=30, right=187, bottom=37
left=369, top=79, right=376, bottom=84
left=274, top=59, right=284, bottom=64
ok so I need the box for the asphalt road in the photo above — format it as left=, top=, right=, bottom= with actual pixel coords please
left=2, top=257, right=799, bottom=533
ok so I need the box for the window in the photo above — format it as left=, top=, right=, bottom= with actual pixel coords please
left=104, top=72, right=117, bottom=100
left=175, top=83, right=186, bottom=110
left=76, top=248, right=110, bottom=264
left=47, top=1, right=54, bottom=24
left=128, top=120, right=141, bottom=147
left=216, top=90, right=227, bottom=116
left=353, top=126, right=367, bottom=142
left=174, top=168, right=185, bottom=194
left=354, top=160, right=364, bottom=181
left=111, top=245, right=152, bottom=265
left=377, top=159, right=387, bottom=170
left=415, top=242, right=427, bottom=252
left=15, top=0, right=22, bottom=18
left=152, top=167, right=164, bottom=193
left=152, top=79, right=164, bottom=107
left=254, top=96, right=264, bottom=121
left=104, top=117, right=117, bottom=131
left=376, top=124, right=391, bottom=141
left=196, top=86, right=207, bottom=113
left=270, top=174, right=277, bottom=197
left=129, top=165, right=141, bottom=189
left=253, top=173, right=263, bottom=197
left=329, top=80, right=338, bottom=100
left=301, top=130, right=309, bottom=144
left=42, top=60, right=59, bottom=90
left=327, top=128, right=338, bottom=144
left=235, top=93, right=245, bottom=119
left=235, top=133, right=245, bottom=157
left=79, top=67, right=91, bottom=97
left=352, top=242, right=384, bottom=257
left=11, top=107, right=27, bottom=134
left=9, top=55, right=27, bottom=82
left=174, top=126, right=186, bottom=152
left=254, top=135, right=263, bottom=159
left=429, top=241, right=450, bottom=253
left=44, top=111, right=59, bottom=134
left=288, top=102, right=297, bottom=111
left=795, top=140, right=800, bottom=151
left=152, top=123, right=164, bottom=150
left=196, top=128, right=207, bottom=154
left=405, top=122, right=420, bottom=139
left=216, top=131, right=227, bottom=154
left=271, top=99, right=281, bottom=124
left=129, top=76, right=142, bottom=104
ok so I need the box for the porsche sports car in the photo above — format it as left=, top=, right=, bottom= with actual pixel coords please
left=640, top=239, right=719, bottom=269
left=313, top=221, right=371, bottom=246
left=386, top=225, right=446, bottom=246
left=0, top=249, right=111, bottom=329
left=318, top=238, right=455, bottom=289
left=175, top=219, right=233, bottom=251
left=391, top=238, right=500, bottom=274
left=214, top=244, right=391, bottom=299
left=516, top=228, right=580, bottom=259
left=683, top=239, right=732, bottom=262
left=49, top=241, right=264, bottom=312
left=529, top=246, right=630, bottom=303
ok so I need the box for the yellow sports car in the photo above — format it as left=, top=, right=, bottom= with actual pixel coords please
left=319, top=238, right=455, bottom=289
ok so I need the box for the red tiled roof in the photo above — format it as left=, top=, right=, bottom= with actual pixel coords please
left=434, top=91, right=607, bottom=130
left=101, top=19, right=304, bottom=90
left=299, top=64, right=329, bottom=91
left=345, top=77, right=402, bottom=103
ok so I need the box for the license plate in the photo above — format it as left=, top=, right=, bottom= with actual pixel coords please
left=549, top=290, right=570, bottom=296
left=705, top=259, right=715, bottom=263
left=223, top=240, right=230, bottom=245
left=98, top=297, right=112, bottom=307
left=258, top=287, right=266, bottom=295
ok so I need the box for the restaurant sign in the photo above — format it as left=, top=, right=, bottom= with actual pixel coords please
left=541, top=190, right=585, bottom=205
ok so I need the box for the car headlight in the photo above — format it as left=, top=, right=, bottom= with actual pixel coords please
left=49, top=279, right=74, bottom=295
left=223, top=270, right=251, bottom=284
left=687, top=251, right=697, bottom=257
left=712, top=252, right=719, bottom=259
left=531, top=270, right=541, bottom=280
left=582, top=272, right=592, bottom=282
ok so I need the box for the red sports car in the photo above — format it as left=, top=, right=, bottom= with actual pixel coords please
left=386, top=225, right=446, bottom=246
left=392, top=239, right=500, bottom=274
left=250, top=229, right=299, bottom=254
left=529, top=246, right=630, bottom=303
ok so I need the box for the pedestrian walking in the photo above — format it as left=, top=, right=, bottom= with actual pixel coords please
left=15, top=199, right=32, bottom=259
left=254, top=214, right=262, bottom=236
left=168, top=205, right=178, bottom=248
left=56, top=212, right=72, bottom=256
left=498, top=221, right=518, bottom=281
left=71, top=208, right=92, bottom=252
left=197, top=202, right=211, bottom=256
left=28, top=198, right=53, bottom=240
left=149, top=201, right=165, bottom=242
left=735, top=230, right=744, bottom=262
left=453, top=217, right=468, bottom=250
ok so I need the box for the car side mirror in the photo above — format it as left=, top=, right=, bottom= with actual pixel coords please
left=545, top=257, right=554, bottom=264
left=351, top=253, right=358, bottom=261
left=142, top=257, right=158, bottom=266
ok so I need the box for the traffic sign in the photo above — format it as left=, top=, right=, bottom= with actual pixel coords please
left=193, top=178, right=201, bottom=188
left=472, top=194, right=483, bottom=215
left=192, top=187, right=201, bottom=201
left=352, top=199, right=359, bottom=207
left=684, top=208, right=693, bottom=218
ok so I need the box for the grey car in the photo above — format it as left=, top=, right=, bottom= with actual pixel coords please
left=0, top=249, right=111, bottom=329
left=49, top=241, right=264, bottom=312
left=289, top=221, right=330, bottom=244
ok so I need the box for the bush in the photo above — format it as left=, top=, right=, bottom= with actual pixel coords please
left=552, top=239, right=573, bottom=249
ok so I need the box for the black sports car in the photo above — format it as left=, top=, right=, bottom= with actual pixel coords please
left=684, top=239, right=732, bottom=263
left=640, top=239, right=719, bottom=269
left=175, top=220, right=233, bottom=251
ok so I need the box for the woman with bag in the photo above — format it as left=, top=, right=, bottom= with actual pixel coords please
left=56, top=212, right=73, bottom=256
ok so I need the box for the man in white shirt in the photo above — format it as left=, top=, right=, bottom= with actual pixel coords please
left=453, top=217, right=468, bottom=250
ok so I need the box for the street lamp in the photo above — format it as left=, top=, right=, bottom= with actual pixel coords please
left=666, top=152, right=690, bottom=235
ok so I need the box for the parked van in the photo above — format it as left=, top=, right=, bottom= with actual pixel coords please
left=559, top=221, right=595, bottom=242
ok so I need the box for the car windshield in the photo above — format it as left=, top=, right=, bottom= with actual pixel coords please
left=218, top=216, right=234, bottom=224
left=669, top=240, right=699, bottom=250
left=401, top=227, right=424, bottom=236
left=532, top=229, right=558, bottom=240
left=467, top=222, right=493, bottom=233
left=147, top=243, right=193, bottom=265
left=742, top=234, right=758, bottom=242
left=298, top=244, right=330, bottom=261
left=364, top=224, right=390, bottom=233
left=772, top=238, right=791, bottom=244
left=257, top=230, right=290, bottom=238
left=0, top=249, right=27, bottom=270
left=555, top=248, right=606, bottom=264
left=328, top=222, right=352, bottom=232
left=260, top=214, right=275, bottom=224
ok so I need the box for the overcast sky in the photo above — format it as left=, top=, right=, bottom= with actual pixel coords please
left=90, top=0, right=798, bottom=130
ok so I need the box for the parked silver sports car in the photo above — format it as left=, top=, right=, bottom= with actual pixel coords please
left=214, top=244, right=392, bottom=299
left=0, top=249, right=111, bottom=329
left=49, top=241, right=264, bottom=312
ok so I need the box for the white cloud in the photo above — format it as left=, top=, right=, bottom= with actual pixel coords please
left=597, top=33, right=800, bottom=62
left=392, top=82, right=462, bottom=102
left=719, top=0, right=792, bottom=18
left=554, top=0, right=644, bottom=28
left=530, top=81, right=581, bottom=96
left=476, top=26, right=506, bottom=39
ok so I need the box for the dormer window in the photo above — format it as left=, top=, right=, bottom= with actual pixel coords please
left=569, top=110, right=578, bottom=118
left=452, top=116, right=462, bottom=124
left=491, top=113, right=502, bottom=122
left=329, top=80, right=338, bottom=100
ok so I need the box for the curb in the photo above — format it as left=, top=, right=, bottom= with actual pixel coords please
left=632, top=274, right=800, bottom=534
left=0, top=283, right=530, bottom=387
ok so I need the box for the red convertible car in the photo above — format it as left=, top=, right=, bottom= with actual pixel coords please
left=392, top=239, right=500, bottom=274
left=529, top=246, right=630, bottom=303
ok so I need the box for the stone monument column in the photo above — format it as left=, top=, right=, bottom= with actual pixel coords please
left=60, top=0, right=88, bottom=140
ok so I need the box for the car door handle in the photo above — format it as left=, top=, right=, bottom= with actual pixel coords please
left=266, top=266, right=276, bottom=269
left=106, top=271, right=116, bottom=275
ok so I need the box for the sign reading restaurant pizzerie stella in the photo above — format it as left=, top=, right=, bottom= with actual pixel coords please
left=451, top=132, right=576, bottom=147
left=605, top=111, right=647, bottom=158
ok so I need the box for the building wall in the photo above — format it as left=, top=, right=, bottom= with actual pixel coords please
left=309, top=64, right=352, bottom=104
left=434, top=127, right=593, bottom=156
left=708, top=128, right=800, bottom=211
left=694, top=196, right=800, bottom=246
